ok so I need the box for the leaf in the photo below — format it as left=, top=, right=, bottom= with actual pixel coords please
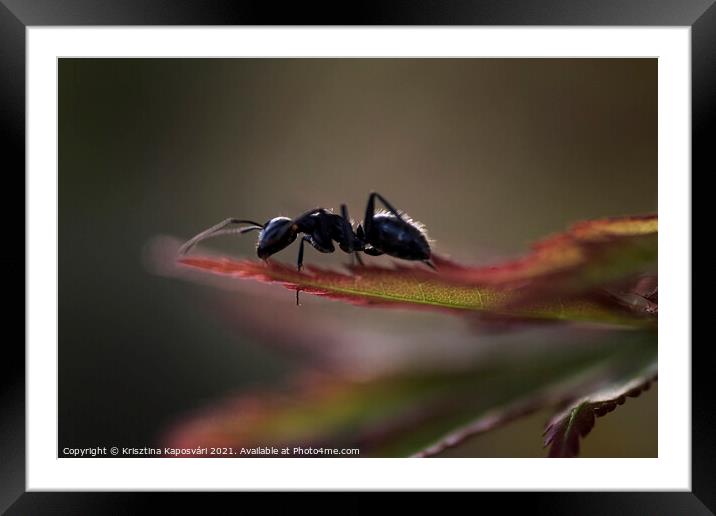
left=156, top=216, right=658, bottom=458
left=440, top=214, right=657, bottom=303
left=542, top=362, right=657, bottom=458
left=605, top=274, right=658, bottom=315
left=163, top=330, right=656, bottom=457
left=176, top=214, right=656, bottom=327
left=412, top=392, right=561, bottom=458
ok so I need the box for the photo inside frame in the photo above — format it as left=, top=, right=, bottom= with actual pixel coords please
left=58, top=57, right=657, bottom=459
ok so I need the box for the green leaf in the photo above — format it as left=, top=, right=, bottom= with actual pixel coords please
left=542, top=361, right=657, bottom=458
left=163, top=330, right=656, bottom=457
left=440, top=214, right=658, bottom=305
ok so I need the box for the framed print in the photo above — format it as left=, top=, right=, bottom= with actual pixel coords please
left=3, top=0, right=706, bottom=511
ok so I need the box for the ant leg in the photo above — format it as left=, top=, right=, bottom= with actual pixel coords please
left=296, top=236, right=311, bottom=306
left=364, top=192, right=408, bottom=237
left=297, top=235, right=311, bottom=271
left=340, top=204, right=354, bottom=254
left=364, top=193, right=376, bottom=235
left=368, top=192, right=407, bottom=222
left=340, top=203, right=363, bottom=267
left=180, top=218, right=263, bottom=255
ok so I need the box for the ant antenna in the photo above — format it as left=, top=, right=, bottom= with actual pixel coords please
left=179, top=218, right=263, bottom=255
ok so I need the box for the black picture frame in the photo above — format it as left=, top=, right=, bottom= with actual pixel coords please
left=3, top=0, right=704, bottom=512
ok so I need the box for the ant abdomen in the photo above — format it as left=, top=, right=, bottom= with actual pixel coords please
left=367, top=213, right=431, bottom=261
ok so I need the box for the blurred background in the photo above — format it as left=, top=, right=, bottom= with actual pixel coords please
left=59, top=58, right=657, bottom=457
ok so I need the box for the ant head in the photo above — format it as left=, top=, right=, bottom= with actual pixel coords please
left=257, top=217, right=298, bottom=259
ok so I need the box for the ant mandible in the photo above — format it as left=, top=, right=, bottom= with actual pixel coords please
left=179, top=192, right=435, bottom=304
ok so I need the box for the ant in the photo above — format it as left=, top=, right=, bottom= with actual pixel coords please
left=180, top=192, right=435, bottom=304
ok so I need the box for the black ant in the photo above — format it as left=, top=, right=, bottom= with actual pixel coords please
left=180, top=192, right=435, bottom=304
